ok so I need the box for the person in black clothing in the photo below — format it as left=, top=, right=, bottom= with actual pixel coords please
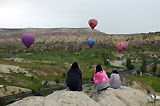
left=66, top=62, right=82, bottom=91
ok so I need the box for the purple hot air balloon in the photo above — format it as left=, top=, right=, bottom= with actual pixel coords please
left=21, top=34, right=35, bottom=48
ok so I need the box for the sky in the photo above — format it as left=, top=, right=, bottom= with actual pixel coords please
left=0, top=0, right=160, bottom=34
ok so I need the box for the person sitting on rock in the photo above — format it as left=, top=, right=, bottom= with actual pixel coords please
left=110, top=68, right=121, bottom=89
left=66, top=62, right=82, bottom=91
left=94, top=65, right=110, bottom=91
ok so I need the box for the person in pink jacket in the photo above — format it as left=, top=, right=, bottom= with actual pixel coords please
left=94, top=65, right=110, bottom=91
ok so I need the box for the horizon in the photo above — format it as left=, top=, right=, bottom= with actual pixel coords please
left=0, top=0, right=160, bottom=34
left=0, top=27, right=159, bottom=35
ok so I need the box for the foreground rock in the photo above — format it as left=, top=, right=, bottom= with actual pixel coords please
left=90, top=86, right=153, bottom=106
left=8, top=91, right=100, bottom=106
left=8, top=86, right=159, bottom=106
left=8, top=96, right=60, bottom=106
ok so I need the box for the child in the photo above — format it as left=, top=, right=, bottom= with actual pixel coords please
left=110, top=68, right=121, bottom=89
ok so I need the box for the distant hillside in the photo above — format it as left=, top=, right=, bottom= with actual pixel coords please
left=0, top=28, right=105, bottom=42
left=0, top=28, right=160, bottom=47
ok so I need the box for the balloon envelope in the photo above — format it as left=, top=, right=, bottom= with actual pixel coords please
left=88, top=19, right=98, bottom=29
left=115, top=41, right=128, bottom=53
left=87, top=39, right=95, bottom=48
left=21, top=34, right=35, bottom=48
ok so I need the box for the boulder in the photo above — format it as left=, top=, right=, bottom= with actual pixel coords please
left=8, top=96, right=60, bottom=106
left=9, top=91, right=100, bottom=106
left=0, top=85, right=31, bottom=97
left=90, top=86, right=153, bottom=106
left=8, top=86, right=158, bottom=106
left=0, top=64, right=28, bottom=74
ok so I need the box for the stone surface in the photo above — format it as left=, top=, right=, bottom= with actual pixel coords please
left=0, top=64, right=28, bottom=74
left=91, top=86, right=153, bottom=106
left=8, top=96, right=60, bottom=106
left=8, top=86, right=158, bottom=106
left=0, top=85, right=31, bottom=97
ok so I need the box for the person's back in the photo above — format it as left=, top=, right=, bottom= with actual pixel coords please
left=66, top=62, right=82, bottom=91
left=94, top=65, right=110, bottom=91
left=110, top=69, right=121, bottom=89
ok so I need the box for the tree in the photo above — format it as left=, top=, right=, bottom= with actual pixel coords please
left=62, top=73, right=66, bottom=78
left=54, top=79, right=60, bottom=84
left=140, top=57, right=147, bottom=74
left=158, top=68, right=160, bottom=77
left=104, top=58, right=110, bottom=66
left=126, top=58, right=131, bottom=70
left=152, top=61, right=157, bottom=75
left=61, top=54, right=64, bottom=59
left=103, top=52, right=110, bottom=67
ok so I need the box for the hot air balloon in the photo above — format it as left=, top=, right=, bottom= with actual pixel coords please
left=21, top=34, right=35, bottom=48
left=88, top=19, right=98, bottom=29
left=87, top=39, right=95, bottom=48
left=115, top=41, right=128, bottom=53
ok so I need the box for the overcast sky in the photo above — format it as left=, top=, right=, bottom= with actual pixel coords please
left=0, top=0, right=159, bottom=34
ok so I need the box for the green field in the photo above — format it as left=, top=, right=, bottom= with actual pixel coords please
left=126, top=75, right=160, bottom=92
left=0, top=45, right=160, bottom=95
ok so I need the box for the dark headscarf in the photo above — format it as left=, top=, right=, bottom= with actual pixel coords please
left=70, top=62, right=79, bottom=70
left=112, top=68, right=118, bottom=74
left=96, top=65, right=103, bottom=73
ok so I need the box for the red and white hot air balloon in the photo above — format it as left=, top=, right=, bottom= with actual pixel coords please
left=115, top=41, right=128, bottom=53
left=88, top=19, right=98, bottom=29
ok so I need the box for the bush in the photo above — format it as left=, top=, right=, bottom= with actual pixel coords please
left=83, top=78, right=90, bottom=82
left=89, top=65, right=92, bottom=69
left=130, top=64, right=135, bottom=70
left=54, top=79, right=60, bottom=84
left=136, top=70, right=141, bottom=75
left=90, top=71, right=94, bottom=81
left=32, top=89, right=36, bottom=94
left=0, top=98, right=4, bottom=106
left=126, top=58, right=132, bottom=70
left=62, top=73, right=66, bottom=78
left=152, top=61, right=157, bottom=75
left=31, top=76, right=34, bottom=81
left=104, top=59, right=110, bottom=66
left=106, top=72, right=111, bottom=78
left=140, top=65, right=146, bottom=74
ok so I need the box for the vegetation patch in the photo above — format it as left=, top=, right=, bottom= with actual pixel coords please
left=126, top=75, right=160, bottom=92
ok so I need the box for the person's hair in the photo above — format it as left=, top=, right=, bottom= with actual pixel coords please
left=70, top=62, right=79, bottom=70
left=96, top=65, right=103, bottom=73
left=112, top=68, right=118, bottom=74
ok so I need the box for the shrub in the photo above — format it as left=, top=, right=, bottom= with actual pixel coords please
left=0, top=98, right=4, bottom=106
left=126, top=58, right=132, bottom=70
left=106, top=72, right=111, bottom=78
left=62, top=73, right=66, bottom=78
left=54, top=79, right=60, bottom=84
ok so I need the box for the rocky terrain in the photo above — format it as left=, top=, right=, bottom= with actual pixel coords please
left=0, top=64, right=27, bottom=74
left=8, top=86, right=160, bottom=106
left=0, top=28, right=160, bottom=46
left=0, top=28, right=160, bottom=53
left=0, top=85, right=31, bottom=97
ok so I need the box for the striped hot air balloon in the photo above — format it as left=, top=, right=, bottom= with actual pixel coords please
left=87, top=39, right=95, bottom=48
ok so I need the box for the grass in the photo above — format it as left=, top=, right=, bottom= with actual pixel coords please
left=0, top=46, right=160, bottom=95
left=126, top=75, right=160, bottom=92
left=19, top=49, right=119, bottom=66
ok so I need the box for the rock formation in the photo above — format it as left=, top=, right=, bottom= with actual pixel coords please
left=8, top=86, right=159, bottom=106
